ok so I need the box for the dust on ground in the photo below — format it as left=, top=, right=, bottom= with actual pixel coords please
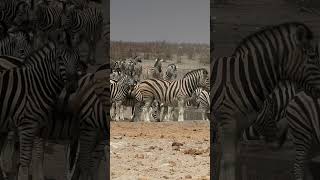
left=110, top=121, right=210, bottom=180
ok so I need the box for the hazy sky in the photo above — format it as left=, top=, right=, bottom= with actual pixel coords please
left=111, top=0, right=209, bottom=44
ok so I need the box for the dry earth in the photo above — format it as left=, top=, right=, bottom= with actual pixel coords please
left=110, top=121, right=210, bottom=180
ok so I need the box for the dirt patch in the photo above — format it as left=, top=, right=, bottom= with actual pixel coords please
left=110, top=121, right=210, bottom=180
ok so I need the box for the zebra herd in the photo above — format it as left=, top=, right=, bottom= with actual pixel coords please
left=0, top=0, right=109, bottom=180
left=212, top=22, right=320, bottom=180
left=110, top=57, right=210, bottom=122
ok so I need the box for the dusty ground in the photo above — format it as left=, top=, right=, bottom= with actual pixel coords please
left=110, top=121, right=210, bottom=180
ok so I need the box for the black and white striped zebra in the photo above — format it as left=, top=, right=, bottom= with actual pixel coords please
left=64, top=6, right=103, bottom=64
left=0, top=0, right=30, bottom=26
left=110, top=74, right=135, bottom=121
left=163, top=63, right=177, bottom=80
left=0, top=72, right=108, bottom=180
left=137, top=68, right=208, bottom=122
left=0, top=40, right=80, bottom=180
left=241, top=81, right=298, bottom=143
left=124, top=83, right=160, bottom=122
left=211, top=22, right=320, bottom=180
left=284, top=91, right=320, bottom=180
left=132, top=57, right=142, bottom=82
left=191, top=87, right=210, bottom=121
left=144, top=58, right=163, bottom=79
left=31, top=3, right=65, bottom=48
left=0, top=32, right=33, bottom=72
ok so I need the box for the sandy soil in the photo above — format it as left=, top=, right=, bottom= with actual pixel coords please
left=110, top=121, right=210, bottom=180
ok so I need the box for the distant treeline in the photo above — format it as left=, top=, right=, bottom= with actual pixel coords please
left=111, top=41, right=210, bottom=64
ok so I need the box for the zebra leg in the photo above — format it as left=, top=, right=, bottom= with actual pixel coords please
left=216, top=111, right=243, bottom=180
left=159, top=105, right=166, bottom=122
left=293, top=142, right=311, bottom=180
left=31, top=137, right=44, bottom=180
left=110, top=102, right=116, bottom=120
left=77, top=131, right=98, bottom=180
left=90, top=141, right=106, bottom=180
left=177, top=100, right=185, bottom=122
left=142, top=101, right=152, bottom=122
left=115, top=102, right=121, bottom=121
left=166, top=106, right=173, bottom=121
left=0, top=131, right=16, bottom=175
left=120, top=105, right=125, bottom=121
left=17, top=122, right=38, bottom=180
left=0, top=132, right=16, bottom=180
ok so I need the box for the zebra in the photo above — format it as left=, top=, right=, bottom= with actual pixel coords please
left=132, top=57, right=142, bottom=82
left=122, top=82, right=160, bottom=122
left=0, top=40, right=80, bottom=180
left=144, top=58, right=163, bottom=79
left=211, top=22, right=320, bottom=180
left=110, top=74, right=136, bottom=121
left=0, top=42, right=83, bottom=76
left=0, top=72, right=108, bottom=180
left=163, top=63, right=177, bottom=80
left=64, top=6, right=103, bottom=64
left=191, top=87, right=210, bottom=121
left=0, top=31, right=33, bottom=58
left=241, top=81, right=298, bottom=143
left=137, top=68, right=208, bottom=122
left=30, top=2, right=66, bottom=48
left=283, top=91, right=320, bottom=180
left=0, top=0, right=30, bottom=27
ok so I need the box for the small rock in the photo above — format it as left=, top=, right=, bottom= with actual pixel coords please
left=160, top=135, right=164, bottom=138
left=183, top=148, right=204, bottom=155
left=113, top=136, right=122, bottom=139
left=163, top=176, right=169, bottom=179
left=149, top=146, right=156, bottom=150
left=135, top=154, right=145, bottom=159
left=158, top=147, right=163, bottom=151
left=172, top=145, right=180, bottom=151
left=185, top=175, right=192, bottom=179
left=168, top=161, right=176, bottom=167
left=200, top=176, right=210, bottom=180
left=172, top=142, right=183, bottom=147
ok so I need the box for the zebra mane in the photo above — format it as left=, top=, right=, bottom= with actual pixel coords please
left=233, top=22, right=314, bottom=55
left=183, top=68, right=207, bottom=78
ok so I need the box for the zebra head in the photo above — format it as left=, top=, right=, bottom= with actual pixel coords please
left=56, top=47, right=81, bottom=94
left=8, top=31, right=33, bottom=58
left=295, top=37, right=320, bottom=97
left=154, top=58, right=163, bottom=73
left=165, top=64, right=177, bottom=80
left=12, top=0, right=31, bottom=26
